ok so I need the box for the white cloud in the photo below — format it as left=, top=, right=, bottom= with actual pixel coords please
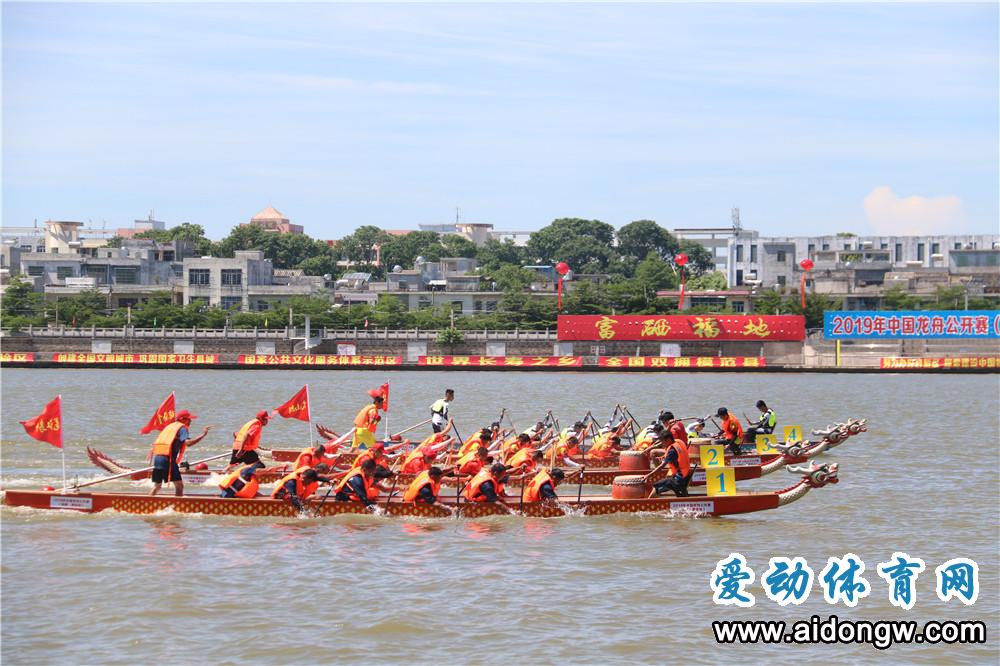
left=863, top=186, right=967, bottom=235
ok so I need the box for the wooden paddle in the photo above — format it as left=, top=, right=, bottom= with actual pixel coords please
left=67, top=451, right=232, bottom=492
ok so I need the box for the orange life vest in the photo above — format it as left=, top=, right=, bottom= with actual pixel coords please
left=402, top=470, right=441, bottom=503
left=294, top=448, right=325, bottom=470
left=353, top=449, right=385, bottom=469
left=232, top=419, right=262, bottom=452
left=333, top=467, right=378, bottom=502
left=271, top=467, right=319, bottom=500
left=666, top=441, right=691, bottom=478
left=465, top=469, right=503, bottom=502
left=354, top=404, right=381, bottom=432
left=523, top=470, right=555, bottom=503
left=151, top=422, right=186, bottom=464
left=455, top=450, right=483, bottom=476
left=499, top=437, right=522, bottom=460
left=587, top=434, right=616, bottom=459
left=401, top=448, right=430, bottom=475
left=218, top=465, right=260, bottom=498
left=506, top=447, right=536, bottom=471
left=722, top=415, right=744, bottom=442
left=459, top=435, right=484, bottom=457
left=555, top=441, right=581, bottom=458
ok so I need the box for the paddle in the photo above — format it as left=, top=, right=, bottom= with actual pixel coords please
left=393, top=418, right=433, bottom=439
left=575, top=465, right=586, bottom=503
left=67, top=451, right=232, bottom=491
left=502, top=407, right=518, bottom=435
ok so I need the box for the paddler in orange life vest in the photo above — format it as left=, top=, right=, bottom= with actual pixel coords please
left=464, top=463, right=509, bottom=503
left=506, top=448, right=545, bottom=475
left=218, top=461, right=266, bottom=498
left=650, top=429, right=693, bottom=498
left=272, top=466, right=333, bottom=512
left=499, top=432, right=531, bottom=462
left=586, top=430, right=622, bottom=461
left=226, top=410, right=270, bottom=471
left=148, top=409, right=211, bottom=497
left=294, top=444, right=340, bottom=471
left=353, top=438, right=407, bottom=473
left=658, top=411, right=689, bottom=447
left=523, top=467, right=566, bottom=503
left=353, top=388, right=386, bottom=450
left=401, top=426, right=454, bottom=474
left=454, top=446, right=492, bottom=477
left=714, top=407, right=744, bottom=456
left=334, top=458, right=382, bottom=508
left=552, top=435, right=584, bottom=467
left=402, top=466, right=454, bottom=514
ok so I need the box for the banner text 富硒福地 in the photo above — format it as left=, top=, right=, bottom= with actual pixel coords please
left=824, top=311, right=1000, bottom=339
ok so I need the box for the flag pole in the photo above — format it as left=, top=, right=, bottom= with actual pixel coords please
left=383, top=379, right=389, bottom=443
left=306, top=384, right=315, bottom=449
left=59, top=394, right=67, bottom=493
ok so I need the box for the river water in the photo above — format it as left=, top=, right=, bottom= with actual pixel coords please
left=1, top=369, right=997, bottom=664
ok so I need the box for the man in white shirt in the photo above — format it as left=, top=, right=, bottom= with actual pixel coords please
left=430, top=389, right=454, bottom=433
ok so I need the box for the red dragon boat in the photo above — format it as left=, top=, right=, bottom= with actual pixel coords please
left=2, top=463, right=840, bottom=518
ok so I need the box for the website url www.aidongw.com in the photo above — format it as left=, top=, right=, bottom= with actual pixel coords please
left=713, top=614, right=987, bottom=650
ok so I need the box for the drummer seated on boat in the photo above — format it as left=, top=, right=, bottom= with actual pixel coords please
left=226, top=410, right=270, bottom=471
left=465, top=463, right=509, bottom=503
left=149, top=410, right=210, bottom=497
left=333, top=458, right=380, bottom=507
left=744, top=400, right=777, bottom=440
left=402, top=466, right=452, bottom=512
left=272, top=467, right=332, bottom=512
left=218, top=462, right=265, bottom=498
left=714, top=407, right=744, bottom=456
left=523, top=468, right=566, bottom=503
left=650, top=430, right=693, bottom=498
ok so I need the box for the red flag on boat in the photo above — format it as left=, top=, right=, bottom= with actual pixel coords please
left=379, top=382, right=389, bottom=411
left=20, top=395, right=63, bottom=449
left=139, top=392, right=176, bottom=434
left=274, top=385, right=310, bottom=422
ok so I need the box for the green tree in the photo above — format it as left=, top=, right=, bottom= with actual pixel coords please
left=486, top=264, right=538, bottom=292
left=752, top=289, right=787, bottom=315
left=881, top=284, right=919, bottom=310
left=476, top=238, right=526, bottom=270
left=1, top=276, right=44, bottom=324
left=933, top=285, right=966, bottom=309
left=440, top=234, right=478, bottom=258
left=634, top=254, right=678, bottom=291
left=57, top=290, right=109, bottom=326
left=379, top=231, right=445, bottom=272
left=687, top=270, right=728, bottom=290
left=616, top=220, right=680, bottom=264
left=526, top=218, right=616, bottom=268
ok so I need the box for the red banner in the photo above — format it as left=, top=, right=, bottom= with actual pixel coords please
left=238, top=354, right=402, bottom=366
left=418, top=355, right=584, bottom=367
left=598, top=356, right=766, bottom=369
left=53, top=353, right=219, bottom=364
left=19, top=396, right=63, bottom=449
left=879, top=357, right=999, bottom=370
left=557, top=314, right=805, bottom=341
left=0, top=352, right=35, bottom=363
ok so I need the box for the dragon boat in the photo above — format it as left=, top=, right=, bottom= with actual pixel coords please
left=2, top=463, right=840, bottom=518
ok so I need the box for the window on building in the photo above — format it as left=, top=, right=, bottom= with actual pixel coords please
left=880, top=243, right=888, bottom=249
left=484, top=300, right=497, bottom=312
left=843, top=243, right=852, bottom=251
left=50, top=248, right=58, bottom=254
left=451, top=301, right=464, bottom=314
left=777, top=275, right=786, bottom=287
left=736, top=269, right=743, bottom=286
left=221, top=269, right=242, bottom=286
left=189, top=269, right=210, bottom=285
left=808, top=243, right=815, bottom=256
left=254, top=300, right=270, bottom=312
left=118, top=298, right=138, bottom=308
left=161, top=251, right=175, bottom=262
left=931, top=242, right=940, bottom=255
left=115, top=267, right=139, bottom=284
left=917, top=243, right=925, bottom=261
left=221, top=296, right=242, bottom=310
left=895, top=244, right=902, bottom=262
left=750, top=245, right=758, bottom=263
left=776, top=250, right=786, bottom=263
left=20, top=244, right=32, bottom=252
left=417, top=297, right=432, bottom=309
left=56, top=267, right=74, bottom=280
left=735, top=245, right=744, bottom=262
left=732, top=301, right=745, bottom=313
left=822, top=243, right=830, bottom=251
left=954, top=242, right=962, bottom=250
left=27, top=266, right=43, bottom=276
left=37, top=246, right=45, bottom=253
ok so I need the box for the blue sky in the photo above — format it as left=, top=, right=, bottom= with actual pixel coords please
left=3, top=2, right=997, bottom=240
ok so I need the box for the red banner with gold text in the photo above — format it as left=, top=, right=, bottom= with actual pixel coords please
left=879, top=357, right=999, bottom=370
left=239, top=354, right=402, bottom=366
left=53, top=353, right=219, bottom=364
left=0, top=352, right=35, bottom=363
left=418, top=355, right=584, bottom=367
left=557, top=314, right=805, bottom=341
left=598, top=356, right=766, bottom=369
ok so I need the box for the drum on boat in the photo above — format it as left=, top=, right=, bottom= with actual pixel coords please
left=618, top=450, right=650, bottom=473
left=611, top=474, right=650, bottom=500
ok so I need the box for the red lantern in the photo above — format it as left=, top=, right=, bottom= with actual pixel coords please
left=674, top=254, right=689, bottom=309
left=554, top=262, right=570, bottom=311
left=674, top=253, right=688, bottom=266
left=555, top=262, right=570, bottom=276
left=798, top=259, right=813, bottom=309
left=799, top=258, right=814, bottom=272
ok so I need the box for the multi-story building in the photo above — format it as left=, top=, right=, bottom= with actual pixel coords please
left=243, top=205, right=304, bottom=234
left=181, top=251, right=324, bottom=311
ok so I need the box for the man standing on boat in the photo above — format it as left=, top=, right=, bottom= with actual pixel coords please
left=148, top=409, right=211, bottom=497
left=226, top=410, right=270, bottom=471
left=714, top=407, right=744, bottom=456
left=744, top=400, right=777, bottom=441
left=353, top=388, right=385, bottom=450
left=430, top=389, right=454, bottom=433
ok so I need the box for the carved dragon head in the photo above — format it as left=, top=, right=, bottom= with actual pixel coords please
left=812, top=423, right=845, bottom=443
left=786, top=462, right=839, bottom=488
left=775, top=440, right=808, bottom=459
left=846, top=418, right=867, bottom=435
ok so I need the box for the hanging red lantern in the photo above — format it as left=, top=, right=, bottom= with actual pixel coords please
left=799, top=259, right=813, bottom=308
left=674, top=253, right=688, bottom=266
left=555, top=262, right=570, bottom=311
left=555, top=261, right=570, bottom=276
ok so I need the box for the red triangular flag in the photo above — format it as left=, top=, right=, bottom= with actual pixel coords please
left=275, top=385, right=310, bottom=422
left=140, top=392, right=176, bottom=434
left=379, top=382, right=389, bottom=412
left=20, top=396, right=63, bottom=449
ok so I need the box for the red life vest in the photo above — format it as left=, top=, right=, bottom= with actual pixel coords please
left=333, top=467, right=378, bottom=502
left=669, top=421, right=688, bottom=445
left=459, top=435, right=484, bottom=457
left=666, top=441, right=691, bottom=478
left=218, top=465, right=260, bottom=498
left=523, top=470, right=555, bottom=503
left=150, top=422, right=186, bottom=464
left=402, top=470, right=441, bottom=503
left=465, top=469, right=502, bottom=502
left=271, top=467, right=319, bottom=500
left=722, top=415, right=744, bottom=442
